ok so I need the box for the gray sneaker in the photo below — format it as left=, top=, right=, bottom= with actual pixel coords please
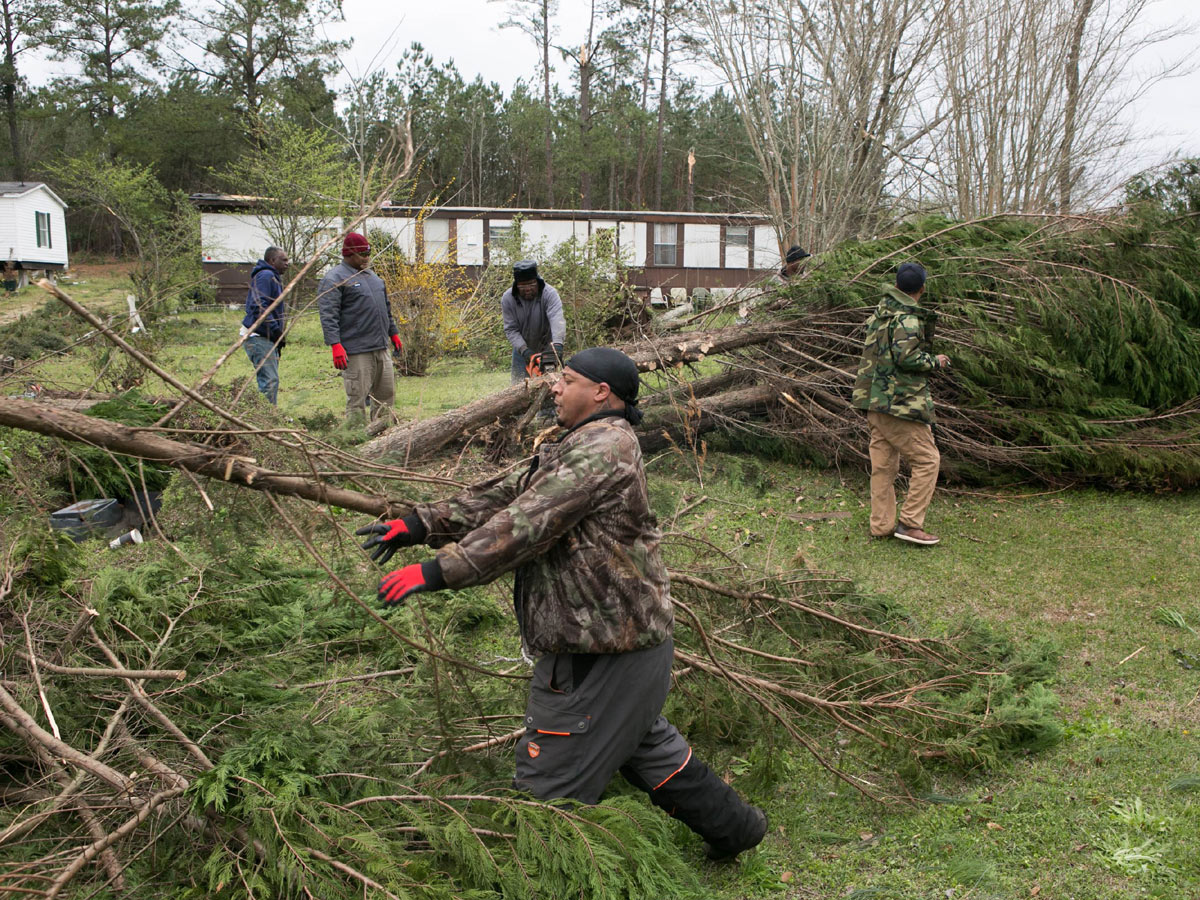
left=894, top=524, right=940, bottom=545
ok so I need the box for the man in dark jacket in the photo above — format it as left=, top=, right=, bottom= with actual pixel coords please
left=356, top=347, right=768, bottom=861
left=241, top=246, right=289, bottom=405
left=502, top=260, right=565, bottom=383
left=851, top=262, right=951, bottom=545
left=317, top=233, right=403, bottom=424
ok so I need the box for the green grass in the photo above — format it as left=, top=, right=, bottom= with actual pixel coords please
left=4, top=297, right=1200, bottom=897
left=640, top=452, right=1200, bottom=898
left=25, top=304, right=512, bottom=420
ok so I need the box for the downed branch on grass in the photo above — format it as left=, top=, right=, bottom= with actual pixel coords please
left=0, top=396, right=408, bottom=517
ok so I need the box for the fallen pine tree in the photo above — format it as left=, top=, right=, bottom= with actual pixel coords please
left=361, top=197, right=1200, bottom=487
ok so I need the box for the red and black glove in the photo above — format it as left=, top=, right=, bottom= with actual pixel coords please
left=355, top=515, right=425, bottom=566
left=379, top=559, right=444, bottom=607
left=391, top=334, right=403, bottom=352
left=331, top=343, right=348, bottom=369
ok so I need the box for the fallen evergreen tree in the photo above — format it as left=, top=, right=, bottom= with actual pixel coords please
left=357, top=175, right=1200, bottom=487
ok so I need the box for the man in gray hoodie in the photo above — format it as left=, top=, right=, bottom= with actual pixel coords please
left=317, top=232, right=403, bottom=423
left=502, top=260, right=566, bottom=384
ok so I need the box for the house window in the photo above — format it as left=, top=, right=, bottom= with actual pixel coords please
left=653, top=223, right=677, bottom=266
left=35, top=212, right=52, bottom=249
left=725, top=226, right=749, bottom=268
left=488, top=223, right=513, bottom=244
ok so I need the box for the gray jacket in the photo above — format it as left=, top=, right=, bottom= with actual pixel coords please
left=317, top=262, right=398, bottom=355
left=501, top=284, right=566, bottom=355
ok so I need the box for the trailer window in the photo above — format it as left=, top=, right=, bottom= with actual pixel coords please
left=653, top=223, right=677, bottom=266
left=36, top=212, right=52, bottom=249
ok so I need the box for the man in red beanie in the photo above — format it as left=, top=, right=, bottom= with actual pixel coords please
left=317, top=233, right=403, bottom=425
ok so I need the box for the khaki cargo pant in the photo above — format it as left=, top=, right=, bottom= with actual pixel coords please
left=867, top=410, right=940, bottom=536
left=342, top=349, right=395, bottom=423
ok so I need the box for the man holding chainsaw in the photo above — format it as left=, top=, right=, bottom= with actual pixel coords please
left=355, top=347, right=769, bottom=862
left=502, top=259, right=565, bottom=384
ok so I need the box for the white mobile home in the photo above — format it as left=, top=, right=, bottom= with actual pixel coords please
left=0, top=182, right=69, bottom=288
left=191, top=194, right=784, bottom=304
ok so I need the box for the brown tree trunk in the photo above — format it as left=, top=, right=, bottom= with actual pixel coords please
left=541, top=0, right=554, bottom=206
left=1058, top=0, right=1095, bottom=213
left=640, top=384, right=775, bottom=453
left=653, top=1, right=671, bottom=209
left=1, top=0, right=24, bottom=182
left=633, top=0, right=657, bottom=208
left=363, top=323, right=777, bottom=462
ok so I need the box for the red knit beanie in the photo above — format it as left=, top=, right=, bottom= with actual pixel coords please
left=342, top=232, right=370, bottom=256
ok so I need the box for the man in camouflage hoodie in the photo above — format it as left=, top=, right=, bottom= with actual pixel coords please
left=356, top=347, right=768, bottom=861
left=851, top=263, right=952, bottom=545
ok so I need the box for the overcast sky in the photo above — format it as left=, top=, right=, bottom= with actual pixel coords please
left=323, top=0, right=1200, bottom=182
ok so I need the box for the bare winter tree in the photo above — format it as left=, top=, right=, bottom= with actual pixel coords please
left=691, top=0, right=949, bottom=251
left=928, top=0, right=1193, bottom=216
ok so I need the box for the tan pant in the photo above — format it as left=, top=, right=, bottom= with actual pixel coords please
left=342, top=349, right=395, bottom=423
left=867, top=411, right=940, bottom=536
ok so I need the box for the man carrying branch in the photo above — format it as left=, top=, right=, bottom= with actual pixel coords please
left=356, top=347, right=768, bottom=861
left=852, top=262, right=951, bottom=545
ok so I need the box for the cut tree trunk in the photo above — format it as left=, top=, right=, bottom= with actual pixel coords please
left=362, top=323, right=778, bottom=463
left=639, top=383, right=775, bottom=453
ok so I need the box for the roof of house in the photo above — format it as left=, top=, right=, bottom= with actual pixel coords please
left=0, top=181, right=68, bottom=207
left=188, top=193, right=769, bottom=224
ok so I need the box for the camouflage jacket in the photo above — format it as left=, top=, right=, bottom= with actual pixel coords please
left=412, top=414, right=674, bottom=656
left=851, top=285, right=942, bottom=424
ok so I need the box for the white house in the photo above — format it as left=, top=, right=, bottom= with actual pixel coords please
left=0, top=182, right=69, bottom=288
left=191, top=194, right=784, bottom=304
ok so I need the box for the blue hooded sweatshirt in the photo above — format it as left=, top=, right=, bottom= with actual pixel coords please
left=242, top=260, right=285, bottom=342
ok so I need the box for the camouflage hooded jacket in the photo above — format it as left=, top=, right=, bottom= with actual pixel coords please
left=851, top=285, right=943, bottom=424
left=411, top=415, right=674, bottom=656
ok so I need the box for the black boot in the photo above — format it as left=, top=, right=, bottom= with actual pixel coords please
left=623, top=757, right=768, bottom=861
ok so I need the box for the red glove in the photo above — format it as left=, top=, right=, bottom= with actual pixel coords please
left=391, top=334, right=403, bottom=351
left=331, top=343, right=348, bottom=370
left=379, top=564, right=424, bottom=606
left=355, top=517, right=419, bottom=565
left=379, top=559, right=444, bottom=606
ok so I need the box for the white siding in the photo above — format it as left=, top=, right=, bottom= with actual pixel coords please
left=364, top=216, right=417, bottom=258
left=456, top=218, right=484, bottom=265
left=423, top=218, right=451, bottom=263
left=618, top=221, right=646, bottom=267
left=589, top=220, right=617, bottom=235
left=753, top=226, right=780, bottom=269
left=201, top=213, right=276, bottom=263
left=0, top=199, right=18, bottom=260
left=523, top=219, right=575, bottom=252
left=2, top=186, right=69, bottom=266
left=684, top=223, right=721, bottom=268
